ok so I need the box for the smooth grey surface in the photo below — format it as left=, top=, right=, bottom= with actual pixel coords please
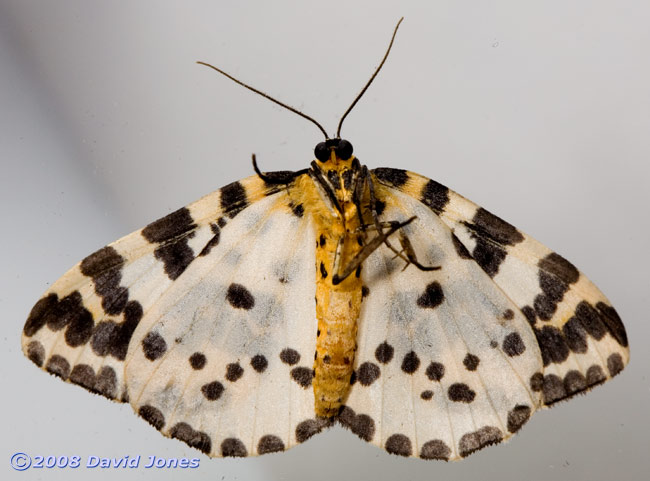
left=2, top=1, right=649, bottom=480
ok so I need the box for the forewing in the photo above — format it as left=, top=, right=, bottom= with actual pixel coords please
left=344, top=192, right=543, bottom=460
left=123, top=194, right=323, bottom=457
left=372, top=169, right=629, bottom=406
left=21, top=175, right=288, bottom=402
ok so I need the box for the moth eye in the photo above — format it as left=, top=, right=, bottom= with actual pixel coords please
left=336, top=139, right=353, bottom=160
left=314, top=142, right=329, bottom=162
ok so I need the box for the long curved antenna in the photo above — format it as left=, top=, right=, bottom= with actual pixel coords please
left=336, top=17, right=404, bottom=138
left=197, top=61, right=329, bottom=139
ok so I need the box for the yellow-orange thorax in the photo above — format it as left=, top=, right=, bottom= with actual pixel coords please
left=294, top=151, right=365, bottom=417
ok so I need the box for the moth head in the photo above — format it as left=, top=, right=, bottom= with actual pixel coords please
left=314, top=138, right=354, bottom=163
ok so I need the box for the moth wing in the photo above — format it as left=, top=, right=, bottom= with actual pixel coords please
left=21, top=175, right=287, bottom=402
left=123, top=192, right=325, bottom=457
left=345, top=191, right=543, bottom=460
left=372, top=168, right=629, bottom=407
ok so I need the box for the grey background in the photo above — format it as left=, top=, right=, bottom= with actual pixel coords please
left=2, top=1, right=649, bottom=480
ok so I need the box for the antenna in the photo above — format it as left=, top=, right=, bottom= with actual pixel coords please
left=198, top=18, right=404, bottom=141
left=196, top=61, right=329, bottom=139
left=336, top=17, right=403, bottom=138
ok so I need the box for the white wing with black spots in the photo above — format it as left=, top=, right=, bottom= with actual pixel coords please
left=372, top=168, right=629, bottom=407
left=21, top=176, right=292, bottom=398
left=124, top=194, right=323, bottom=457
left=343, top=192, right=543, bottom=460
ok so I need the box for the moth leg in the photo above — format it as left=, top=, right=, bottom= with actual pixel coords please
left=350, top=159, right=368, bottom=234
left=309, top=161, right=343, bottom=215
left=366, top=170, right=407, bottom=258
left=366, top=171, right=439, bottom=272
left=353, top=221, right=412, bottom=265
left=332, top=217, right=438, bottom=285
left=252, top=154, right=308, bottom=185
left=396, top=230, right=439, bottom=272
left=331, top=236, right=346, bottom=280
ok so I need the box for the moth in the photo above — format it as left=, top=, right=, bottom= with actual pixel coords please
left=22, top=19, right=628, bottom=460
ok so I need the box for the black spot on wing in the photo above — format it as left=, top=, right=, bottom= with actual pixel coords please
left=586, top=365, right=606, bottom=386
left=220, top=181, right=249, bottom=218
left=417, top=282, right=444, bottom=309
left=61, top=292, right=94, bottom=348
left=26, top=292, right=95, bottom=349
left=468, top=208, right=525, bottom=246
left=420, top=440, right=451, bottom=460
left=189, top=352, right=207, bottom=370
left=448, top=383, right=475, bottom=403
left=142, top=207, right=196, bottom=243
left=534, top=325, right=569, bottom=366
left=80, top=246, right=128, bottom=315
left=46, top=355, right=70, bottom=379
left=142, top=331, right=167, bottom=361
left=373, top=168, right=409, bottom=188
left=291, top=367, right=313, bottom=388
left=142, top=208, right=197, bottom=281
left=338, top=406, right=375, bottom=442
left=357, top=362, right=380, bottom=386
left=375, top=342, right=394, bottom=364
left=563, top=370, right=587, bottom=396
left=596, top=302, right=628, bottom=347
left=69, top=364, right=118, bottom=399
left=529, top=372, right=544, bottom=392
left=538, top=252, right=579, bottom=284
left=250, top=354, right=268, bottom=373
left=401, top=351, right=420, bottom=374
left=573, top=301, right=607, bottom=340
left=226, top=283, right=255, bottom=310
left=201, top=381, right=225, bottom=401
left=471, top=240, right=507, bottom=278
left=91, top=300, right=143, bottom=361
left=138, top=405, right=165, bottom=430
left=502, top=332, right=526, bottom=357
left=562, top=317, right=588, bottom=353
left=426, top=362, right=445, bottom=381
left=80, top=245, right=124, bottom=278
left=420, top=179, right=449, bottom=214
left=26, top=340, right=45, bottom=367
left=534, top=271, right=571, bottom=321
left=385, top=433, right=412, bottom=457
left=458, top=426, right=503, bottom=457
left=507, top=405, right=531, bottom=433
left=24, top=293, right=59, bottom=337
left=463, top=353, right=480, bottom=371
left=153, top=241, right=195, bottom=281
left=607, top=353, right=624, bottom=377
left=170, top=422, right=212, bottom=455
left=521, top=305, right=536, bottom=326
left=257, top=435, right=285, bottom=454
left=420, top=390, right=434, bottom=400
left=464, top=208, right=524, bottom=277
left=295, top=418, right=333, bottom=443
left=226, top=362, right=244, bottom=382
left=280, top=348, right=300, bottom=365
